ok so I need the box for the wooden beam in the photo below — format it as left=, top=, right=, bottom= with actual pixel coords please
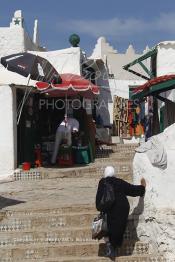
left=155, top=94, right=175, bottom=104
left=127, top=69, right=150, bottom=80
left=138, top=61, right=154, bottom=79
left=123, top=48, right=157, bottom=70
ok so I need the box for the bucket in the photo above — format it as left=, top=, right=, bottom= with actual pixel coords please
left=22, top=162, right=31, bottom=171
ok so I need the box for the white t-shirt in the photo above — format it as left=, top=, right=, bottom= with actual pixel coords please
left=58, top=117, right=79, bottom=132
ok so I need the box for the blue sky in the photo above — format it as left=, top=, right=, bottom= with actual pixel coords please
left=1, top=0, right=175, bottom=55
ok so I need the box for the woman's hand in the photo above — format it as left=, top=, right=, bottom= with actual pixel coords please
left=141, top=178, right=146, bottom=188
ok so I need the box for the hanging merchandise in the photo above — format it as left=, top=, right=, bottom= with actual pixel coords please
left=145, top=96, right=154, bottom=139
left=134, top=104, right=144, bottom=136
left=135, top=123, right=144, bottom=136
left=113, top=96, right=129, bottom=137
left=140, top=102, right=145, bottom=121
left=127, top=100, right=146, bottom=137
left=128, top=100, right=135, bottom=136
left=135, top=106, right=141, bottom=115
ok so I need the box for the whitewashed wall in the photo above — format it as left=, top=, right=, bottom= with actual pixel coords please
left=0, top=85, right=17, bottom=181
left=0, top=25, right=41, bottom=60
left=156, top=43, right=175, bottom=108
left=24, top=31, right=42, bottom=51
left=133, top=124, right=175, bottom=260
left=30, top=47, right=82, bottom=76
left=90, top=37, right=147, bottom=126
left=0, top=10, right=43, bottom=179
left=0, top=28, right=24, bottom=58
left=157, top=44, right=175, bottom=76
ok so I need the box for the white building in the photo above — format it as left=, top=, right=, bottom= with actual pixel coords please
left=156, top=41, right=175, bottom=101
left=0, top=11, right=97, bottom=181
left=125, top=41, right=175, bottom=133
left=132, top=45, right=175, bottom=260
left=89, top=37, right=149, bottom=126
left=0, top=10, right=44, bottom=181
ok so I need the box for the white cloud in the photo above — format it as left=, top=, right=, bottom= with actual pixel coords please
left=154, top=12, right=175, bottom=32
left=56, top=13, right=175, bottom=38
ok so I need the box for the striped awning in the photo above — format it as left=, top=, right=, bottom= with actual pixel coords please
left=130, top=75, right=175, bottom=99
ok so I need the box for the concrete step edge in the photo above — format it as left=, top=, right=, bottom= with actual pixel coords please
left=0, top=210, right=97, bottom=217
left=0, top=226, right=95, bottom=234
left=0, top=211, right=140, bottom=220
left=0, top=241, right=151, bottom=260
left=1, top=205, right=96, bottom=215
left=10, top=254, right=166, bottom=262
left=0, top=240, right=149, bottom=249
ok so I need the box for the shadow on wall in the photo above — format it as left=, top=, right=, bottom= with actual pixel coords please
left=123, top=196, right=145, bottom=256
left=0, top=196, right=25, bottom=210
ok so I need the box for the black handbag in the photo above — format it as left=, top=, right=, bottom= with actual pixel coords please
left=92, top=212, right=108, bottom=240
left=97, top=180, right=115, bottom=212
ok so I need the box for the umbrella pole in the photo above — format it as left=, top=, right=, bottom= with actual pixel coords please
left=17, top=74, right=32, bottom=125
left=17, top=84, right=33, bottom=116
left=65, top=93, right=68, bottom=117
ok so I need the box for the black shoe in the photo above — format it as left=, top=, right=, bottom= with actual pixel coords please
left=105, top=243, right=117, bottom=259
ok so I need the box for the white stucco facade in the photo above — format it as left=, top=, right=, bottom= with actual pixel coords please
left=30, top=47, right=83, bottom=76
left=0, top=10, right=96, bottom=180
left=155, top=42, right=175, bottom=104
left=156, top=42, right=175, bottom=77
left=128, top=43, right=175, bottom=261
left=133, top=124, right=175, bottom=261
left=0, top=10, right=44, bottom=181
left=90, top=37, right=148, bottom=125
left=0, top=86, right=17, bottom=180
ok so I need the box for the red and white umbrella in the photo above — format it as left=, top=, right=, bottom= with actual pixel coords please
left=36, top=73, right=100, bottom=98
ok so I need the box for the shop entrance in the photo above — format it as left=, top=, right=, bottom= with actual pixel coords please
left=17, top=89, right=95, bottom=168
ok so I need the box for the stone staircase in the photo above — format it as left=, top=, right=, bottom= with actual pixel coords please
left=0, top=206, right=165, bottom=261
left=0, top=143, right=166, bottom=261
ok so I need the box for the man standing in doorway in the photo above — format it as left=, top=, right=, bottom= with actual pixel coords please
left=51, top=110, right=79, bottom=164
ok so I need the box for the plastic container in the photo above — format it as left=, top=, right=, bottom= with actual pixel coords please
left=73, top=146, right=90, bottom=164
left=22, top=162, right=31, bottom=171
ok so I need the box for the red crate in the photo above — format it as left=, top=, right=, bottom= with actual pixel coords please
left=58, top=157, right=74, bottom=167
